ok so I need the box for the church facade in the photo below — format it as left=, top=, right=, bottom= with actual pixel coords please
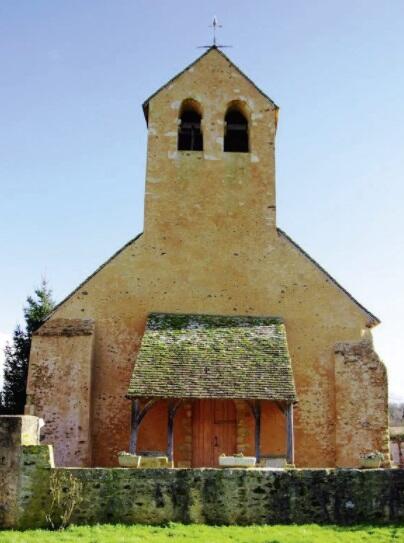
left=26, top=47, right=389, bottom=468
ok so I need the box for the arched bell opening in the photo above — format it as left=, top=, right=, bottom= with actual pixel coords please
left=224, top=102, right=249, bottom=153
left=177, top=99, right=203, bottom=151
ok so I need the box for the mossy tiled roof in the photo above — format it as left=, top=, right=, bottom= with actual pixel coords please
left=128, top=313, right=297, bottom=401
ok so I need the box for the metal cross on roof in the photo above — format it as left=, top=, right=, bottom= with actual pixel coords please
left=210, top=16, right=221, bottom=46
left=198, top=16, right=232, bottom=49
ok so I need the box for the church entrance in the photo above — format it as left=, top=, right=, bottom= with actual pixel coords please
left=192, top=399, right=237, bottom=467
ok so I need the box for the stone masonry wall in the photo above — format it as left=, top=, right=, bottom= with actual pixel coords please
left=8, top=443, right=404, bottom=529
left=26, top=319, right=95, bottom=467
left=1, top=419, right=402, bottom=530
left=335, top=335, right=390, bottom=468
left=0, top=416, right=53, bottom=529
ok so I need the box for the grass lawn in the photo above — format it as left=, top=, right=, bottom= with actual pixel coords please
left=0, top=523, right=403, bottom=543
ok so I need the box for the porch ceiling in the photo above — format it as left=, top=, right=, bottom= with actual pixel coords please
left=127, top=313, right=297, bottom=402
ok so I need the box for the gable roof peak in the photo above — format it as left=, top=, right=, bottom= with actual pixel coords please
left=142, top=47, right=278, bottom=124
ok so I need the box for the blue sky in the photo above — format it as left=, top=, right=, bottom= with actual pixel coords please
left=1, top=1, right=403, bottom=400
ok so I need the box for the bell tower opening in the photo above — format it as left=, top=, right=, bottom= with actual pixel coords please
left=177, top=99, right=203, bottom=151
left=143, top=49, right=277, bottom=236
left=224, top=105, right=249, bottom=153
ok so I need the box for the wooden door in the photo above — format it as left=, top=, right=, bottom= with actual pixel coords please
left=192, top=399, right=237, bottom=467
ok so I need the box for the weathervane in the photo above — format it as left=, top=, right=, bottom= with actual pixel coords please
left=198, top=16, right=232, bottom=49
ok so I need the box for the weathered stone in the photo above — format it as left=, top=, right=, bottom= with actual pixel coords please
left=0, top=416, right=52, bottom=529
left=335, top=337, right=390, bottom=467
left=33, top=318, right=94, bottom=337
left=3, top=435, right=404, bottom=529
left=26, top=322, right=95, bottom=466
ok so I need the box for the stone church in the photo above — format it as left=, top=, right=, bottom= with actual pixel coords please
left=26, top=47, right=389, bottom=468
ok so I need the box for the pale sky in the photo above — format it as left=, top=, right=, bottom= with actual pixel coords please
left=0, top=1, right=403, bottom=402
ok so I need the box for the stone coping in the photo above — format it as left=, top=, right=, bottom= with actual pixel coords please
left=5, top=445, right=404, bottom=529
left=44, top=466, right=394, bottom=472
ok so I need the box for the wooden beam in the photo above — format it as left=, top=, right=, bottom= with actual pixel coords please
left=167, top=403, right=174, bottom=463
left=286, top=402, right=294, bottom=465
left=245, top=400, right=261, bottom=462
left=129, top=398, right=159, bottom=455
left=129, top=399, right=140, bottom=454
left=254, top=401, right=261, bottom=462
left=275, top=401, right=286, bottom=415
left=167, top=400, right=183, bottom=463
left=138, top=399, right=158, bottom=425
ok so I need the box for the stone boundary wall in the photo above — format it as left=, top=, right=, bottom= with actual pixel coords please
left=2, top=417, right=404, bottom=529
left=6, top=445, right=404, bottom=529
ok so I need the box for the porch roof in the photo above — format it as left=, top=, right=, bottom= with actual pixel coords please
left=127, top=313, right=297, bottom=402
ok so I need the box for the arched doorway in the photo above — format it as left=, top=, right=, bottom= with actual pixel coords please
left=192, top=399, right=237, bottom=467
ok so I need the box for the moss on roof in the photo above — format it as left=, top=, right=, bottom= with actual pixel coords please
left=128, top=313, right=297, bottom=401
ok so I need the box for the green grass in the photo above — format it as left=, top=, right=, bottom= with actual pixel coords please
left=0, top=524, right=404, bottom=543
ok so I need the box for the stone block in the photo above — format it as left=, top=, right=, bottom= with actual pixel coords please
left=0, top=416, right=49, bottom=529
left=0, top=415, right=42, bottom=448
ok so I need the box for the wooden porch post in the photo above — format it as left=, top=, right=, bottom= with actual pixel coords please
left=254, top=401, right=261, bottom=462
left=129, top=399, right=140, bottom=454
left=129, top=398, right=159, bottom=455
left=246, top=400, right=261, bottom=462
left=167, top=400, right=182, bottom=463
left=286, top=402, right=295, bottom=465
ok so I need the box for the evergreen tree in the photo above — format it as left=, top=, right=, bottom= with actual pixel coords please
left=1, top=280, right=55, bottom=414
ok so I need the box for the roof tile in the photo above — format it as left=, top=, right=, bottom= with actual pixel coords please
left=128, top=313, right=297, bottom=401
